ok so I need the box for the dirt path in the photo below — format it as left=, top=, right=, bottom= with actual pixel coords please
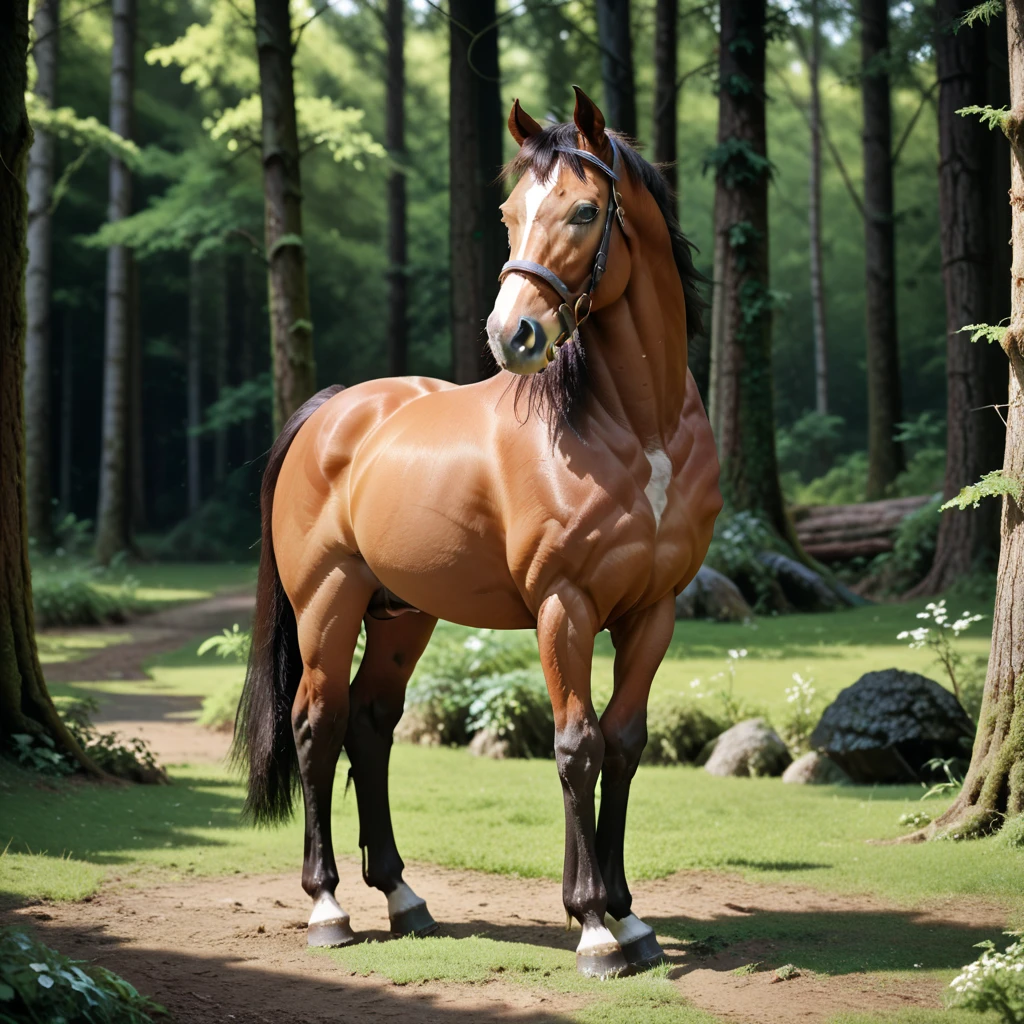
left=4, top=854, right=997, bottom=1024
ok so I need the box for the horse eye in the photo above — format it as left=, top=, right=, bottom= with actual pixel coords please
left=570, top=204, right=599, bottom=225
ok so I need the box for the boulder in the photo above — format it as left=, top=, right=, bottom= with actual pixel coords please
left=468, top=729, right=510, bottom=759
left=809, top=669, right=975, bottom=784
left=756, top=552, right=843, bottom=612
left=782, top=751, right=849, bottom=785
left=704, top=719, right=792, bottom=778
left=676, top=566, right=753, bottom=622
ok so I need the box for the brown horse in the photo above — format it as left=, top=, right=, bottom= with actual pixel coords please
left=234, top=87, right=721, bottom=979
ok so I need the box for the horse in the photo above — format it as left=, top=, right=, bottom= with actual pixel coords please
left=234, top=86, right=722, bottom=979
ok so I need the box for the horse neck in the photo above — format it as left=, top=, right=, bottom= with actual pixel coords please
left=583, top=241, right=689, bottom=448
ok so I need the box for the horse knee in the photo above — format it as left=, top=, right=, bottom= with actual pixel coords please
left=555, top=715, right=605, bottom=792
left=602, top=714, right=647, bottom=777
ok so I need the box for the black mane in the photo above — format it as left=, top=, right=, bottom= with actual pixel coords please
left=502, top=122, right=707, bottom=438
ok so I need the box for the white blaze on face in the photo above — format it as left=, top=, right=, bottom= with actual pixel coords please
left=492, top=164, right=559, bottom=333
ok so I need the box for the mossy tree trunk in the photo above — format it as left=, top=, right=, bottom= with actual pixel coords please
left=928, top=0, right=1024, bottom=839
left=385, top=0, right=408, bottom=377
left=0, top=0, right=105, bottom=775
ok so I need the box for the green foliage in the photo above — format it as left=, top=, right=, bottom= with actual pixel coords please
left=942, top=471, right=1024, bottom=512
left=25, top=94, right=141, bottom=166
left=778, top=672, right=824, bottom=755
left=959, top=322, right=1009, bottom=345
left=9, top=733, right=71, bottom=776
left=957, top=0, right=1005, bottom=30
left=0, top=927, right=165, bottom=1024
left=949, top=932, right=1024, bottom=1020
left=465, top=669, right=553, bottom=758
left=702, top=137, right=774, bottom=188
left=32, top=562, right=143, bottom=628
left=642, top=695, right=726, bottom=766
left=776, top=411, right=845, bottom=482
left=957, top=104, right=1012, bottom=131
left=196, top=375, right=272, bottom=434
left=196, top=623, right=251, bottom=662
left=704, top=510, right=781, bottom=612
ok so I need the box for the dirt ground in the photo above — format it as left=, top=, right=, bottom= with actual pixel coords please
left=9, top=600, right=1002, bottom=1024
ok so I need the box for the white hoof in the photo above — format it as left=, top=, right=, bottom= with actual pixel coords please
left=386, top=881, right=425, bottom=918
left=605, top=912, right=653, bottom=945
left=307, top=891, right=354, bottom=947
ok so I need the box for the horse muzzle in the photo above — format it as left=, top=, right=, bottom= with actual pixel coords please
left=490, top=316, right=554, bottom=375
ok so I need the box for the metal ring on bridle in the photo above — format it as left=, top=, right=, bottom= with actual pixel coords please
left=498, top=137, right=624, bottom=354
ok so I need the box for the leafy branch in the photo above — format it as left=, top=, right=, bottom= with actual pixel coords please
left=940, top=470, right=1023, bottom=511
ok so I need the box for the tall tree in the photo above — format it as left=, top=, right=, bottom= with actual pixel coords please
left=24, top=0, right=60, bottom=550
left=213, top=251, right=229, bottom=484
left=94, top=0, right=136, bottom=564
left=709, top=0, right=793, bottom=545
left=187, top=253, right=203, bottom=515
left=808, top=0, right=829, bottom=416
left=912, top=1, right=1009, bottom=595
left=653, top=0, right=678, bottom=218
left=924, top=0, right=1024, bottom=841
left=0, top=0, right=100, bottom=772
left=861, top=0, right=906, bottom=499
left=449, top=0, right=503, bottom=384
left=596, top=0, right=637, bottom=137
left=255, top=0, right=315, bottom=430
left=386, top=0, right=408, bottom=377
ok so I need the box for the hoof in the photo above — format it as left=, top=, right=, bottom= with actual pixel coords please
left=390, top=901, right=438, bottom=938
left=307, top=918, right=356, bottom=948
left=576, top=945, right=629, bottom=979
left=622, top=930, right=666, bottom=970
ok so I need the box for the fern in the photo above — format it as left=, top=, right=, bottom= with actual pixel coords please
left=958, top=322, right=1008, bottom=345
left=957, top=0, right=1004, bottom=29
left=941, top=470, right=1023, bottom=511
left=956, top=104, right=1011, bottom=131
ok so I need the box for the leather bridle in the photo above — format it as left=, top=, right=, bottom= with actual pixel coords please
left=498, top=137, right=625, bottom=362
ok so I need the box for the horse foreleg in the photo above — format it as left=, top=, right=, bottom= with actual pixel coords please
left=537, top=586, right=625, bottom=978
left=596, top=593, right=675, bottom=970
left=345, top=612, right=439, bottom=937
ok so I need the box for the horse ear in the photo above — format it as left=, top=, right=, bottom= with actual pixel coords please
left=572, top=85, right=607, bottom=148
left=508, top=99, right=543, bottom=146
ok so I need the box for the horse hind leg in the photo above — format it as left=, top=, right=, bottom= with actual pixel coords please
left=345, top=611, right=438, bottom=937
left=291, top=565, right=372, bottom=948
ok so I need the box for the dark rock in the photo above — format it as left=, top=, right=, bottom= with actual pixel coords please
left=704, top=719, right=792, bottom=778
left=781, top=751, right=849, bottom=785
left=810, top=669, right=975, bottom=784
left=757, top=551, right=843, bottom=612
left=676, top=566, right=753, bottom=622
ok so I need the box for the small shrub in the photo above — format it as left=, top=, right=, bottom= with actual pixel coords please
left=776, top=411, right=845, bottom=482
left=32, top=562, right=143, bottom=628
left=949, top=932, right=1024, bottom=1020
left=778, top=673, right=824, bottom=755
left=0, top=926, right=165, bottom=1023
left=999, top=816, right=1024, bottom=850
left=793, top=451, right=869, bottom=506
left=196, top=623, right=251, bottom=662
left=899, top=810, right=932, bottom=829
left=643, top=694, right=726, bottom=765
left=197, top=681, right=243, bottom=732
left=705, top=511, right=782, bottom=612
left=9, top=732, right=71, bottom=776
left=466, top=669, right=553, bottom=758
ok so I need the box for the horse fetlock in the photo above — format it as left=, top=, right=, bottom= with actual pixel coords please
left=306, top=891, right=355, bottom=948
left=387, top=881, right=437, bottom=937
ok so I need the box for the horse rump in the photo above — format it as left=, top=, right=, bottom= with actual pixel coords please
left=230, top=385, right=344, bottom=825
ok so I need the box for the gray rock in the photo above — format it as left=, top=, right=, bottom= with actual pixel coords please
left=468, top=729, right=510, bottom=759
left=676, top=565, right=753, bottom=622
left=782, top=751, right=849, bottom=785
left=757, top=551, right=843, bottom=612
left=704, top=718, right=792, bottom=778
left=810, top=669, right=975, bottom=784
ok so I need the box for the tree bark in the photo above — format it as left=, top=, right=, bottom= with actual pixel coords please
left=449, top=0, right=503, bottom=384
left=187, top=253, right=202, bottom=516
left=386, top=0, right=408, bottom=377
left=213, top=250, right=228, bottom=484
left=255, top=0, right=315, bottom=431
left=129, top=257, right=144, bottom=532
left=596, top=0, right=637, bottom=137
left=0, top=0, right=104, bottom=773
left=925, top=0, right=1024, bottom=841
left=713, top=0, right=794, bottom=545
left=912, top=1, right=1009, bottom=596
left=707, top=190, right=728, bottom=433
left=94, top=0, right=135, bottom=564
left=861, top=0, right=906, bottom=499
left=24, top=0, right=59, bottom=550
left=59, top=312, right=73, bottom=515
left=653, top=0, right=678, bottom=218
left=808, top=0, right=829, bottom=416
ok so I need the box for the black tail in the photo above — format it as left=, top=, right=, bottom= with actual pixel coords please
left=231, top=385, right=345, bottom=825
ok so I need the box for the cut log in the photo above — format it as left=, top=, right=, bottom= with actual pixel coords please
left=791, top=494, right=933, bottom=562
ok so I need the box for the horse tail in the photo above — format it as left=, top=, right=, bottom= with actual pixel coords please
left=232, top=384, right=345, bottom=825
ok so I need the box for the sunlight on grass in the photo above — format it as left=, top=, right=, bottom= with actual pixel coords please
left=36, top=632, right=131, bottom=665
left=0, top=848, right=104, bottom=902
left=829, top=1011, right=999, bottom=1024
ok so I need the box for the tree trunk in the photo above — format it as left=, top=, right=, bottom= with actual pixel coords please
left=0, top=0, right=103, bottom=773
left=707, top=191, right=728, bottom=432
left=808, top=0, right=829, bottom=416
left=713, top=0, right=794, bottom=545
left=94, top=0, right=135, bottom=565
left=862, top=0, right=906, bottom=499
left=912, top=1, right=1009, bottom=596
left=449, top=0, right=503, bottom=384
left=386, top=0, right=408, bottom=377
left=595, top=0, right=637, bottom=137
left=24, top=0, right=59, bottom=550
left=255, top=0, right=315, bottom=431
left=925, top=0, right=1024, bottom=841
left=129, top=257, right=145, bottom=532
left=653, top=0, right=678, bottom=218
left=187, top=253, right=202, bottom=516
left=59, top=312, right=73, bottom=515
left=240, top=256, right=259, bottom=464
left=213, top=250, right=228, bottom=484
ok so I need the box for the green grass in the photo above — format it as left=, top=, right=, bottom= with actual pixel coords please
left=829, top=1012, right=999, bottom=1024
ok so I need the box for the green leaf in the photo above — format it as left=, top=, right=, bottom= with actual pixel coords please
left=941, top=470, right=1023, bottom=511
left=957, top=0, right=1004, bottom=30
left=955, top=104, right=1011, bottom=131
left=0, top=983, right=13, bottom=1001
left=957, top=322, right=1008, bottom=345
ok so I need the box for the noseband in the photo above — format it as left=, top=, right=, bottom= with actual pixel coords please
left=499, top=137, right=625, bottom=361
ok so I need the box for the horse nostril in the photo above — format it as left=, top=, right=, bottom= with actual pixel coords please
left=508, top=317, right=533, bottom=354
